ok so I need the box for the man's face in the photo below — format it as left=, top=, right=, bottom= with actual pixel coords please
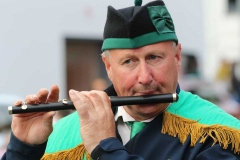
left=102, top=41, right=181, bottom=120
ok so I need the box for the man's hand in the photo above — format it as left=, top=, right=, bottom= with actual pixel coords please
left=69, top=90, right=116, bottom=154
left=11, top=84, right=60, bottom=145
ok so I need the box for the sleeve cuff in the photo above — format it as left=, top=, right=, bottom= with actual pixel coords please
left=9, top=132, right=47, bottom=158
left=91, top=137, right=127, bottom=160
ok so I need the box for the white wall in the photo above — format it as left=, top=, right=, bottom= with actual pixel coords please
left=0, top=0, right=204, bottom=100
left=203, top=0, right=240, bottom=82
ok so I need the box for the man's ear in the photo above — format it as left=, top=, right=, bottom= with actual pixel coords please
left=175, top=43, right=182, bottom=71
left=102, top=55, right=112, bottom=81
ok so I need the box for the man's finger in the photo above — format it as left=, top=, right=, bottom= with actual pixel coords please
left=14, top=100, right=22, bottom=106
left=37, top=88, right=49, bottom=104
left=47, top=84, right=60, bottom=102
left=24, top=94, right=39, bottom=104
left=69, top=90, right=90, bottom=119
left=83, top=91, right=107, bottom=111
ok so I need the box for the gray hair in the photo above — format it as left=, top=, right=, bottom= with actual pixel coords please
left=101, top=50, right=110, bottom=58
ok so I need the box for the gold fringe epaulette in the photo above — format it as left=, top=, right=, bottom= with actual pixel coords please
left=41, top=111, right=240, bottom=159
left=162, top=111, right=240, bottom=154
left=41, top=143, right=91, bottom=160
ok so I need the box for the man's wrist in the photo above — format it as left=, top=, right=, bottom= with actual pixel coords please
left=91, top=137, right=127, bottom=160
left=7, top=132, right=47, bottom=159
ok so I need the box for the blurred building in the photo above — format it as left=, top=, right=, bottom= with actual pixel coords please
left=0, top=0, right=204, bottom=99
left=203, top=0, right=240, bottom=82
left=0, top=0, right=239, bottom=114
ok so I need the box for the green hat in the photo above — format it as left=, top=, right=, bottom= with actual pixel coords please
left=102, top=0, right=178, bottom=51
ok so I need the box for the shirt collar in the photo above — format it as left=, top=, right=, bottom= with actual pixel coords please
left=115, top=107, right=156, bottom=123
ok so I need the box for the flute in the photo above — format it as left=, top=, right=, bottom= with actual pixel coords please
left=8, top=93, right=178, bottom=115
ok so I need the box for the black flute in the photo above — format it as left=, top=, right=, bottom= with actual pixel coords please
left=8, top=93, right=178, bottom=115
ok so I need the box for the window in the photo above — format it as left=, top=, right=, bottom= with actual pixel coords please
left=228, top=0, right=240, bottom=13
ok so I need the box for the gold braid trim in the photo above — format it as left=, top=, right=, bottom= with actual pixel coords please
left=41, top=111, right=240, bottom=159
left=41, top=143, right=91, bottom=160
left=162, top=112, right=240, bottom=154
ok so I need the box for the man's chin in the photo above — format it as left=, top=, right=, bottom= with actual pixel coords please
left=135, top=104, right=167, bottom=114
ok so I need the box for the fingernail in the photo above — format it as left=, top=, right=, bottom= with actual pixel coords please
left=69, top=89, right=75, bottom=95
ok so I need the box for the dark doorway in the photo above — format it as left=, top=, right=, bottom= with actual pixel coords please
left=57, top=38, right=109, bottom=119
left=66, top=38, right=109, bottom=96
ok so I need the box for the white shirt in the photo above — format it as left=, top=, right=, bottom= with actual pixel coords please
left=114, top=107, right=155, bottom=145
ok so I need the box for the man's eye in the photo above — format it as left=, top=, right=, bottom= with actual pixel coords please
left=124, top=59, right=131, bottom=64
left=148, top=55, right=157, bottom=60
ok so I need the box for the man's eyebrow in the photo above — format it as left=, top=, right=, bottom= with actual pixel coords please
left=146, top=50, right=165, bottom=55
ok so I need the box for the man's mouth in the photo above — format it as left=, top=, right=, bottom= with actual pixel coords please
left=134, top=90, right=159, bottom=96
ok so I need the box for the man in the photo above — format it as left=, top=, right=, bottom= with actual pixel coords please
left=2, top=0, right=240, bottom=159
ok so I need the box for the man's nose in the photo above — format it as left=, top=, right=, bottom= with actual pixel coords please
left=137, top=62, right=153, bottom=85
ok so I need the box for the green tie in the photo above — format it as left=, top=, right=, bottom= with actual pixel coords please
left=127, top=121, right=147, bottom=138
